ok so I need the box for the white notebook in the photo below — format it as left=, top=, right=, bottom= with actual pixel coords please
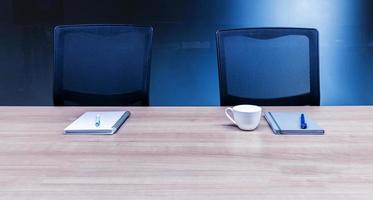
left=264, top=112, right=324, bottom=135
left=64, top=111, right=130, bottom=135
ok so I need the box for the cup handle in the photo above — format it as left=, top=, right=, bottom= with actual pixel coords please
left=225, top=107, right=236, bottom=124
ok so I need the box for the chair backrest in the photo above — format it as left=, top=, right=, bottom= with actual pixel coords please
left=216, top=28, right=320, bottom=106
left=53, top=24, right=153, bottom=106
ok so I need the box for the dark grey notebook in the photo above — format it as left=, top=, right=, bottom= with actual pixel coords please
left=264, top=112, right=325, bottom=135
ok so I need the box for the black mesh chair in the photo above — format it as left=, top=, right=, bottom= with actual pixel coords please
left=216, top=28, right=320, bottom=106
left=53, top=24, right=153, bottom=106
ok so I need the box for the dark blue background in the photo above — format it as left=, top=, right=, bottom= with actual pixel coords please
left=1, top=0, right=373, bottom=105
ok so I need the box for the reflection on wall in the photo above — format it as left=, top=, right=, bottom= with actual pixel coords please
left=0, top=0, right=372, bottom=105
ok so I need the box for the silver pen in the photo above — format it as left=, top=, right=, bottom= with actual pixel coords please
left=95, top=114, right=101, bottom=127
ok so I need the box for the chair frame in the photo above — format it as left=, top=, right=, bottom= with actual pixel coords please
left=53, top=24, right=153, bottom=106
left=216, top=27, right=320, bottom=106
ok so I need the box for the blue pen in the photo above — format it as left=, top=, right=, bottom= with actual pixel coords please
left=300, top=114, right=307, bottom=129
left=95, top=114, right=101, bottom=127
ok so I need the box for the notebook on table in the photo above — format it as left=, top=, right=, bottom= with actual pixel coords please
left=64, top=111, right=130, bottom=135
left=264, top=112, right=324, bottom=135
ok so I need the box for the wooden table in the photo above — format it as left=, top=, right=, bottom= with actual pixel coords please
left=0, top=106, right=373, bottom=200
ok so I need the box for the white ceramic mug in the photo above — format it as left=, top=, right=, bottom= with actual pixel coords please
left=225, top=105, right=262, bottom=131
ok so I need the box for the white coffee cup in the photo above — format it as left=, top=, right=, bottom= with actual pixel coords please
left=225, top=105, right=262, bottom=131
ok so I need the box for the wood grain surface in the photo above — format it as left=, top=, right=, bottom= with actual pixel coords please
left=0, top=106, right=373, bottom=200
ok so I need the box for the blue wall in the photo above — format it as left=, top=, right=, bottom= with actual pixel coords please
left=0, top=0, right=372, bottom=105
left=150, top=0, right=373, bottom=105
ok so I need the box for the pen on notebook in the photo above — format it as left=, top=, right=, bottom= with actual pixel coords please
left=95, top=114, right=101, bottom=127
left=300, top=113, right=307, bottom=129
